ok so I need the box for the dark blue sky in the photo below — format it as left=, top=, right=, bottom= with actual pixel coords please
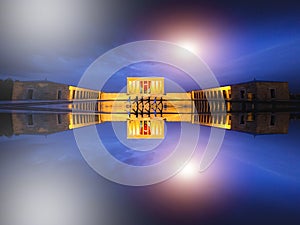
left=0, top=0, right=299, bottom=91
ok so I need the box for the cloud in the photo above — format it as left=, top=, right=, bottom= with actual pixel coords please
left=214, top=39, right=300, bottom=91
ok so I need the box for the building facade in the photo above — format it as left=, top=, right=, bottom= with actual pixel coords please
left=192, top=86, right=232, bottom=113
left=230, top=81, right=290, bottom=101
left=191, top=80, right=290, bottom=113
left=3, top=78, right=293, bottom=138
left=12, top=81, right=70, bottom=100
left=68, top=86, right=100, bottom=100
left=127, top=77, right=164, bottom=95
left=12, top=80, right=101, bottom=101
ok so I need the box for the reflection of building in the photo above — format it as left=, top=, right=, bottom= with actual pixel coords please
left=230, top=112, right=289, bottom=135
left=0, top=113, right=13, bottom=137
left=192, top=112, right=289, bottom=135
left=0, top=113, right=100, bottom=136
left=68, top=113, right=101, bottom=129
left=192, top=113, right=232, bottom=130
left=70, top=101, right=99, bottom=112
left=0, top=111, right=292, bottom=137
left=127, top=119, right=164, bottom=139
left=11, top=113, right=69, bottom=135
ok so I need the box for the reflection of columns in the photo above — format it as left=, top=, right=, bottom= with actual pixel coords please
left=127, top=119, right=164, bottom=138
left=97, top=102, right=101, bottom=112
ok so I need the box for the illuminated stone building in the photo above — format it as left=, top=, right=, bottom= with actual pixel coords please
left=97, top=77, right=192, bottom=139
left=12, top=80, right=100, bottom=101
left=230, top=81, right=290, bottom=111
left=191, top=80, right=290, bottom=112
left=190, top=80, right=290, bottom=133
left=2, top=77, right=293, bottom=138
left=230, top=80, right=290, bottom=101
left=12, top=80, right=69, bottom=100
left=127, top=77, right=164, bottom=95
left=191, top=86, right=232, bottom=113
left=191, top=81, right=289, bottom=102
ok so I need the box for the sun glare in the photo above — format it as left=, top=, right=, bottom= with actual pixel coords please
left=178, top=41, right=199, bottom=55
left=178, top=162, right=198, bottom=178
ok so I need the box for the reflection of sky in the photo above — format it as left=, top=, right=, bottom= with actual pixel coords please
left=1, top=119, right=300, bottom=224
left=99, top=122, right=181, bottom=166
left=223, top=121, right=300, bottom=179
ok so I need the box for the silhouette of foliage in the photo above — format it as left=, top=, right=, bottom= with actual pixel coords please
left=0, top=78, right=13, bottom=100
left=0, top=113, right=13, bottom=137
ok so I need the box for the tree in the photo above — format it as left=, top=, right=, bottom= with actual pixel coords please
left=0, top=78, right=14, bottom=100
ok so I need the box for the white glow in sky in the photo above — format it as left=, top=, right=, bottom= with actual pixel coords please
left=178, top=162, right=198, bottom=179
left=178, top=41, right=200, bottom=55
left=0, top=0, right=121, bottom=51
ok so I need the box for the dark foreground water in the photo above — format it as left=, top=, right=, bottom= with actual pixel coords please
left=0, top=110, right=300, bottom=225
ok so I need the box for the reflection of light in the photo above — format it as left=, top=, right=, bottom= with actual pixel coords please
left=178, top=41, right=199, bottom=55
left=147, top=159, right=228, bottom=213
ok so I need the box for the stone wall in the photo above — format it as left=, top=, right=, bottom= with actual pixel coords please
left=12, top=81, right=69, bottom=100
left=231, top=81, right=290, bottom=101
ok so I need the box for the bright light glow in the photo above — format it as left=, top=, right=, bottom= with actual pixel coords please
left=0, top=0, right=120, bottom=50
left=178, top=162, right=198, bottom=178
left=178, top=41, right=199, bottom=55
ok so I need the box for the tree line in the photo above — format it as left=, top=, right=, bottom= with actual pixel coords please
left=0, top=78, right=13, bottom=100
